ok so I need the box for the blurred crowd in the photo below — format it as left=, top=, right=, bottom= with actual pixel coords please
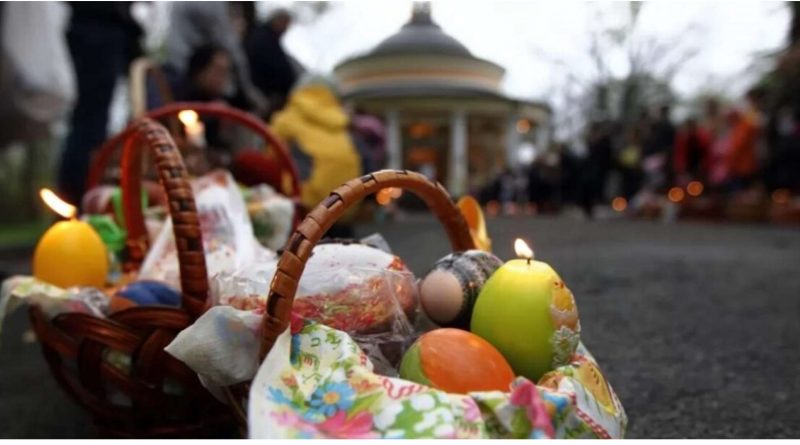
left=483, top=87, right=800, bottom=219
left=1, top=2, right=796, bottom=225
left=2, top=2, right=386, bottom=225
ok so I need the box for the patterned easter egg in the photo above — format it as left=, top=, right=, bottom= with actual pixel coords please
left=419, top=250, right=503, bottom=328
left=399, top=328, right=515, bottom=394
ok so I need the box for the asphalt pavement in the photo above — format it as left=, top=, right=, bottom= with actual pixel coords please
left=2, top=214, right=799, bottom=438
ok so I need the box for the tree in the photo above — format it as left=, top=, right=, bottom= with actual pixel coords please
left=536, top=2, right=699, bottom=145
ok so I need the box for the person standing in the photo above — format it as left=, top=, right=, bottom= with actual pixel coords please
left=707, top=110, right=737, bottom=192
left=645, top=105, right=677, bottom=189
left=726, top=90, right=762, bottom=192
left=673, top=118, right=712, bottom=185
left=243, top=8, right=298, bottom=117
left=57, top=2, right=142, bottom=205
left=270, top=76, right=362, bottom=219
left=349, top=110, right=387, bottom=174
left=164, top=2, right=266, bottom=115
left=765, top=106, right=800, bottom=193
left=177, top=45, right=233, bottom=103
left=581, top=121, right=613, bottom=218
left=618, top=127, right=644, bottom=200
left=702, top=98, right=726, bottom=143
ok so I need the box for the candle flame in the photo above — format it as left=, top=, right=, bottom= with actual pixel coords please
left=514, top=238, right=534, bottom=260
left=178, top=109, right=199, bottom=127
left=40, top=188, right=76, bottom=219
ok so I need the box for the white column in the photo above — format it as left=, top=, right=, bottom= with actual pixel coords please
left=385, top=109, right=402, bottom=171
left=448, top=110, right=468, bottom=197
left=506, top=114, right=520, bottom=169
left=536, top=114, right=549, bottom=153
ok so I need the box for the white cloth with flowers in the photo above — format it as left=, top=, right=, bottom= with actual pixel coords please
left=248, top=319, right=627, bottom=439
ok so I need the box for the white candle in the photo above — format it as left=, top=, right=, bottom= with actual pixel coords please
left=178, top=109, right=206, bottom=147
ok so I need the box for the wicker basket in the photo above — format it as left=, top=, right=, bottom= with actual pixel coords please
left=222, top=169, right=477, bottom=427
left=86, top=102, right=300, bottom=201
left=128, top=57, right=175, bottom=119
left=28, top=119, right=235, bottom=438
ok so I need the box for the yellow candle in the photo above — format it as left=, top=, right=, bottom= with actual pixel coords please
left=471, top=239, right=580, bottom=381
left=32, top=189, right=108, bottom=289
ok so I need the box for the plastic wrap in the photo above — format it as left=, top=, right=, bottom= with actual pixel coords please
left=213, top=240, right=418, bottom=336
left=138, top=170, right=260, bottom=291
left=166, top=237, right=422, bottom=388
left=0, top=276, right=110, bottom=339
left=243, top=184, right=295, bottom=251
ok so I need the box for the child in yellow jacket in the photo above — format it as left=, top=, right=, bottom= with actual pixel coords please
left=270, top=81, right=363, bottom=219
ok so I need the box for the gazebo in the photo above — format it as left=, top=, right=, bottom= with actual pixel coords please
left=334, top=3, right=550, bottom=196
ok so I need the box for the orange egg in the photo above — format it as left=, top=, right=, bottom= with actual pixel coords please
left=399, top=328, right=515, bottom=394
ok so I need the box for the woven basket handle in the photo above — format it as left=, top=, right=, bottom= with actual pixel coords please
left=129, top=57, right=175, bottom=119
left=121, top=118, right=209, bottom=319
left=86, top=102, right=301, bottom=199
left=259, top=170, right=477, bottom=360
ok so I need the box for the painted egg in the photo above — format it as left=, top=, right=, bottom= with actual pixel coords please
left=116, top=280, right=181, bottom=306
left=419, top=250, right=503, bottom=328
left=399, top=328, right=515, bottom=394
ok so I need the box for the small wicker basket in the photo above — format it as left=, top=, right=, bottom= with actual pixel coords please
left=86, top=102, right=300, bottom=201
left=29, top=119, right=234, bottom=438
left=223, top=169, right=477, bottom=427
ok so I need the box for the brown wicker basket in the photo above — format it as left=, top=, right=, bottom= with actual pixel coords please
left=128, top=57, right=175, bottom=120
left=86, top=102, right=301, bottom=201
left=223, top=169, right=477, bottom=427
left=28, top=118, right=235, bottom=438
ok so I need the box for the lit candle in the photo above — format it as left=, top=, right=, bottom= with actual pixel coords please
left=32, top=189, right=109, bottom=289
left=178, top=109, right=206, bottom=147
left=470, top=239, right=580, bottom=381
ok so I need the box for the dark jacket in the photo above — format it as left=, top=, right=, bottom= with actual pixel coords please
left=244, top=25, right=297, bottom=113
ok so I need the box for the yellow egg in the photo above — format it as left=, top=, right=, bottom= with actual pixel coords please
left=33, top=220, right=109, bottom=289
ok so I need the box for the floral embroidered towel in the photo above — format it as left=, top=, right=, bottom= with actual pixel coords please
left=248, top=320, right=627, bottom=439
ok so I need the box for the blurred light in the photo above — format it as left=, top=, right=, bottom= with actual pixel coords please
left=505, top=202, right=518, bottom=216
left=486, top=200, right=500, bottom=217
left=687, top=181, right=704, bottom=197
left=516, top=119, right=531, bottom=134
left=389, top=187, right=402, bottom=199
left=524, top=202, right=536, bottom=215
left=668, top=187, right=685, bottom=203
left=40, top=188, right=76, bottom=219
left=772, top=188, right=791, bottom=205
left=376, top=188, right=392, bottom=206
left=177, top=109, right=199, bottom=126
left=612, top=196, right=627, bottom=212
left=409, top=122, right=435, bottom=139
left=517, top=142, right=537, bottom=165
